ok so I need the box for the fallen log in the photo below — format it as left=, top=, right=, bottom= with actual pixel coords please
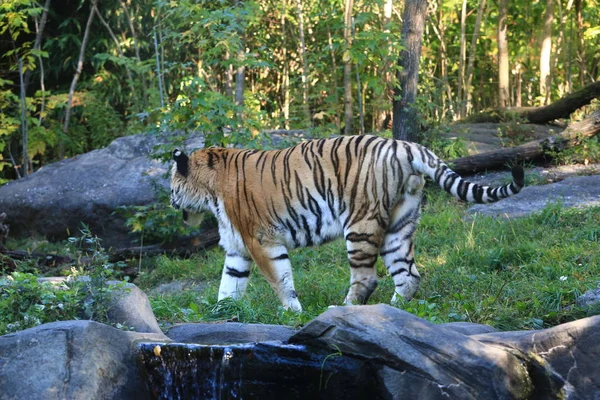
left=451, top=110, right=600, bottom=175
left=464, top=81, right=600, bottom=124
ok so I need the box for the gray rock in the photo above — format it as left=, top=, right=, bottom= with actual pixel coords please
left=473, top=315, right=600, bottom=396
left=34, top=277, right=165, bottom=336
left=440, top=321, right=499, bottom=335
left=576, top=285, right=600, bottom=309
left=149, top=280, right=207, bottom=296
left=0, top=132, right=203, bottom=247
left=106, top=281, right=166, bottom=336
left=0, top=320, right=166, bottom=400
left=167, top=322, right=296, bottom=344
left=468, top=174, right=600, bottom=218
left=290, top=304, right=534, bottom=399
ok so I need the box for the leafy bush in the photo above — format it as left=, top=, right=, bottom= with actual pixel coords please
left=0, top=226, right=128, bottom=335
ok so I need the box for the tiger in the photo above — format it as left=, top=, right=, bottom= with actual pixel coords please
left=170, top=134, right=524, bottom=312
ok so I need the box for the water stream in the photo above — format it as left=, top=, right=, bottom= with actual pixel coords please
left=138, top=341, right=373, bottom=399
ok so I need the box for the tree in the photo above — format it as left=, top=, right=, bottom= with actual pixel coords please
left=61, top=0, right=98, bottom=159
left=497, top=0, right=510, bottom=108
left=392, top=0, right=428, bottom=142
left=540, top=0, right=555, bottom=105
left=343, top=0, right=354, bottom=135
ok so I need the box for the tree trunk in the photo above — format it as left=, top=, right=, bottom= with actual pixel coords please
left=574, top=0, right=588, bottom=86
left=93, top=5, right=139, bottom=108
left=392, top=0, right=428, bottom=142
left=18, top=58, right=28, bottom=177
left=61, top=0, right=98, bottom=159
left=497, top=0, right=510, bottom=108
left=457, top=0, right=467, bottom=119
left=281, top=0, right=291, bottom=129
left=295, top=0, right=311, bottom=127
left=540, top=0, right=555, bottom=105
left=450, top=110, right=600, bottom=175
left=464, top=80, right=600, bottom=124
left=343, top=0, right=354, bottom=135
left=464, top=0, right=487, bottom=116
left=118, top=0, right=148, bottom=108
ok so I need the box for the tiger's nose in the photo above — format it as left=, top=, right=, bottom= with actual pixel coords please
left=170, top=199, right=180, bottom=210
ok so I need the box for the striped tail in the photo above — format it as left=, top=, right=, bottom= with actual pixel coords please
left=412, top=146, right=525, bottom=204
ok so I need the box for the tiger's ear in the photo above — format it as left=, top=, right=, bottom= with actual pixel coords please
left=172, top=149, right=189, bottom=177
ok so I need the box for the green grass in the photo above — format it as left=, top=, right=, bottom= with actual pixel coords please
left=138, top=189, right=600, bottom=331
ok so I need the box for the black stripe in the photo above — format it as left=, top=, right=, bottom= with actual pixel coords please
left=271, top=253, right=289, bottom=260
left=226, top=266, right=250, bottom=278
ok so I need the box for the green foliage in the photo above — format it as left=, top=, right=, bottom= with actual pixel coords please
left=0, top=226, right=129, bottom=335
left=548, top=135, right=600, bottom=166
left=497, top=113, right=536, bottom=147
left=117, top=185, right=217, bottom=245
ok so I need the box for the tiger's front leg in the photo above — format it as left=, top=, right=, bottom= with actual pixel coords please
left=247, top=239, right=302, bottom=312
left=218, top=251, right=253, bottom=301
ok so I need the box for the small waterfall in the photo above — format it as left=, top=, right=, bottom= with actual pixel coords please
left=138, top=341, right=373, bottom=399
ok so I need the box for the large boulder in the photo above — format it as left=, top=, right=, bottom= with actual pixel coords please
left=290, top=305, right=535, bottom=399
left=0, top=133, right=203, bottom=247
left=0, top=320, right=166, bottom=400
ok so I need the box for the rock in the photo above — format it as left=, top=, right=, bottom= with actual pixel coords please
left=0, top=320, right=166, bottom=400
left=473, top=315, right=600, bottom=396
left=576, top=285, right=600, bottom=309
left=105, top=281, right=166, bottom=336
left=468, top=174, right=600, bottom=218
left=0, top=132, right=203, bottom=247
left=290, top=304, right=534, bottom=399
left=149, top=280, right=207, bottom=297
left=167, top=322, right=296, bottom=344
left=440, top=321, right=499, bottom=335
left=35, top=277, right=165, bottom=336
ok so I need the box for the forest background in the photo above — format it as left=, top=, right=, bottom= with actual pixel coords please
left=0, top=0, right=599, bottom=184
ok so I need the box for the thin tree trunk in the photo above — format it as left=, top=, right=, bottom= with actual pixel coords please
left=574, top=0, right=588, bottom=86
left=540, top=0, right=555, bottom=105
left=295, top=0, right=311, bottom=127
left=392, top=0, right=428, bottom=142
left=282, top=0, right=290, bottom=129
left=430, top=6, right=454, bottom=119
left=61, top=0, right=98, bottom=159
left=224, top=50, right=234, bottom=99
left=327, top=26, right=340, bottom=129
left=352, top=18, right=364, bottom=135
left=153, top=28, right=165, bottom=108
left=464, top=0, right=486, bottom=116
left=457, top=0, right=467, bottom=119
left=343, top=0, right=354, bottom=135
left=234, top=48, right=245, bottom=108
left=497, top=0, right=510, bottom=108
left=18, top=58, right=28, bottom=177
left=23, top=0, right=51, bottom=91
left=118, top=0, right=148, bottom=108
left=93, top=5, right=139, bottom=108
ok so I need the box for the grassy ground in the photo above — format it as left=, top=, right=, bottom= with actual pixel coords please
left=135, top=186, right=600, bottom=331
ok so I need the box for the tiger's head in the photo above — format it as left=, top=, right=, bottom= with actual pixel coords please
left=170, top=148, right=216, bottom=226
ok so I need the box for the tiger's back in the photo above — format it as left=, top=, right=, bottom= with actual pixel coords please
left=171, top=135, right=524, bottom=311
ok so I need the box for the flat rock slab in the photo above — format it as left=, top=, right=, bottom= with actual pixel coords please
left=167, top=321, right=296, bottom=344
left=468, top=174, right=600, bottom=218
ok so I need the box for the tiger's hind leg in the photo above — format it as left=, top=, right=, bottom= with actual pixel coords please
left=246, top=240, right=302, bottom=312
left=218, top=250, right=253, bottom=301
left=343, top=228, right=384, bottom=305
left=381, top=175, right=424, bottom=303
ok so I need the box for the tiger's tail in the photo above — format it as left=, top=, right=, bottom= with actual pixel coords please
left=410, top=144, right=525, bottom=204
